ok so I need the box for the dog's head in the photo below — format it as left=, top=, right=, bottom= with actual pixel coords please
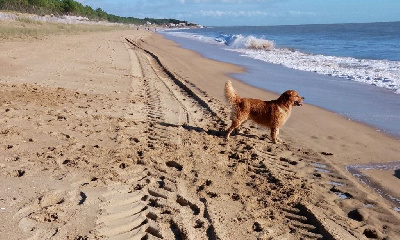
left=279, top=90, right=304, bottom=107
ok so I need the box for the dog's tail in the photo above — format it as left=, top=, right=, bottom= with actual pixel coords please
left=225, top=80, right=241, bottom=105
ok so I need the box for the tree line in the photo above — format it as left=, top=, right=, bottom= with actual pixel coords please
left=0, top=0, right=192, bottom=25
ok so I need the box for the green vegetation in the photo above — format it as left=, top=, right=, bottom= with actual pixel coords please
left=0, top=0, right=192, bottom=25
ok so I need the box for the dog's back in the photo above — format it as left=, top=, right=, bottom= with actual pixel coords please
left=226, top=81, right=275, bottom=123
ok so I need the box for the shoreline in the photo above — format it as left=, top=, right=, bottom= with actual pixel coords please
left=160, top=31, right=400, bottom=140
left=1, top=29, right=399, bottom=239
left=149, top=32, right=400, bottom=152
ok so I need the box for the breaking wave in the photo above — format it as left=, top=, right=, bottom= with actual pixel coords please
left=215, top=34, right=275, bottom=50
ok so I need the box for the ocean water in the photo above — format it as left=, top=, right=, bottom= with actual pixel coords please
left=159, top=22, right=400, bottom=139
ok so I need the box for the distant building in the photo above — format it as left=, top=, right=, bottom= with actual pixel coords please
left=168, top=22, right=187, bottom=28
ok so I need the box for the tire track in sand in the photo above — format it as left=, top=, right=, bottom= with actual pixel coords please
left=94, top=171, right=159, bottom=239
left=91, top=40, right=157, bottom=239
left=125, top=37, right=226, bottom=134
left=125, top=36, right=218, bottom=239
left=92, top=36, right=220, bottom=239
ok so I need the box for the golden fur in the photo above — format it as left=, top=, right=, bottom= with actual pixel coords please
left=224, top=80, right=304, bottom=143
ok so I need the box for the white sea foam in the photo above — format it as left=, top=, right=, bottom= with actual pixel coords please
left=245, top=38, right=275, bottom=50
left=230, top=47, right=400, bottom=94
left=231, top=35, right=275, bottom=50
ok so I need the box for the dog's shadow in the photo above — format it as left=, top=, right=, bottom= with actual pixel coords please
left=395, top=169, right=400, bottom=180
left=159, top=122, right=222, bottom=137
left=158, top=122, right=268, bottom=141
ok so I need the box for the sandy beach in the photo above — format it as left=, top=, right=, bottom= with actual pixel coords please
left=0, top=26, right=399, bottom=239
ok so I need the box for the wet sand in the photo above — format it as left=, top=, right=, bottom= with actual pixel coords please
left=0, top=28, right=399, bottom=239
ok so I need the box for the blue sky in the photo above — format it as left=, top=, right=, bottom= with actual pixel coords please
left=75, top=0, right=400, bottom=26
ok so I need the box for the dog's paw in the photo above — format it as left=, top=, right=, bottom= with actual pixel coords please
left=272, top=138, right=282, bottom=144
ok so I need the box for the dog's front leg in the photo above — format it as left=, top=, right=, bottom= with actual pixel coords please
left=270, top=127, right=280, bottom=144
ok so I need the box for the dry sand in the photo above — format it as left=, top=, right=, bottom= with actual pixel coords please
left=0, top=28, right=399, bottom=239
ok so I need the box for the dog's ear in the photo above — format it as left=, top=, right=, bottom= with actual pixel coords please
left=281, top=91, right=292, bottom=102
left=279, top=90, right=298, bottom=107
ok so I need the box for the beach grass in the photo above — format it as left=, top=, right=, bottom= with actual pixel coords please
left=16, top=16, right=43, bottom=25
left=0, top=17, right=129, bottom=39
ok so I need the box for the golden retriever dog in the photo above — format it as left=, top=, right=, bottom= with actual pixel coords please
left=224, top=80, right=304, bottom=143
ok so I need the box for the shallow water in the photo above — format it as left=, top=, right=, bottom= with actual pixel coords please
left=346, top=162, right=400, bottom=211
left=329, top=181, right=343, bottom=187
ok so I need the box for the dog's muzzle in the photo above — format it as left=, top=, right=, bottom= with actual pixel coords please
left=294, top=97, right=304, bottom=106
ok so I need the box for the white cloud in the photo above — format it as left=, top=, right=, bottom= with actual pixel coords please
left=289, top=11, right=316, bottom=16
left=199, top=10, right=269, bottom=17
left=220, top=0, right=271, bottom=2
left=182, top=0, right=272, bottom=3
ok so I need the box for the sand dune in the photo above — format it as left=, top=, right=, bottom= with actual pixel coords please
left=0, top=29, right=399, bottom=239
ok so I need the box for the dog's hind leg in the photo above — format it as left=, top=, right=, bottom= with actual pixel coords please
left=225, top=120, right=242, bottom=138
